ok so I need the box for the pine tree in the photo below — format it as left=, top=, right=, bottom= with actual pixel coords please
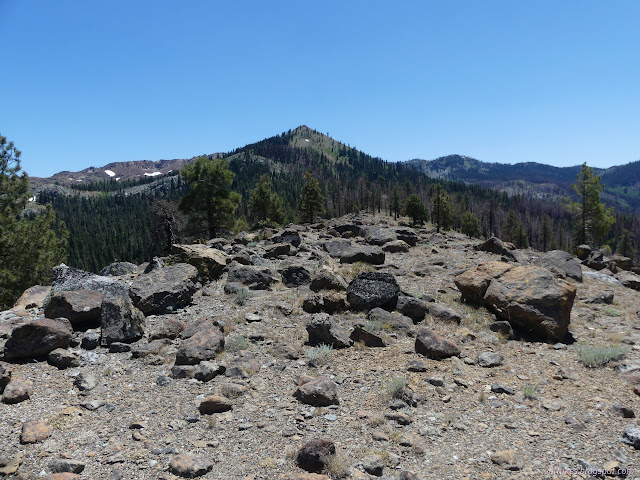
left=248, top=175, right=284, bottom=227
left=432, top=184, right=451, bottom=233
left=0, top=134, right=68, bottom=309
left=404, top=194, right=427, bottom=226
left=502, top=210, right=528, bottom=248
left=300, top=172, right=324, bottom=223
left=461, top=211, right=481, bottom=238
left=568, top=163, right=615, bottom=247
left=178, top=156, right=241, bottom=239
left=540, top=214, right=553, bottom=252
left=391, top=188, right=401, bottom=220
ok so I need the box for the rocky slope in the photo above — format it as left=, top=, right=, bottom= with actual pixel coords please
left=1, top=214, right=640, bottom=480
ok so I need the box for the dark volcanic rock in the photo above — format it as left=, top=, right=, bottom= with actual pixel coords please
left=429, top=303, right=462, bottom=323
left=339, top=246, right=385, bottom=265
left=100, top=295, right=145, bottom=346
left=383, top=240, right=410, bottom=253
left=264, top=243, right=292, bottom=259
left=48, top=348, right=81, bottom=369
left=533, top=250, right=583, bottom=281
left=395, top=228, right=419, bottom=246
left=175, top=327, right=225, bottom=365
left=130, top=263, right=199, bottom=315
left=306, top=314, right=353, bottom=348
left=280, top=265, right=312, bottom=287
left=226, top=264, right=274, bottom=290
left=350, top=325, right=386, bottom=347
left=4, top=318, right=73, bottom=360
left=474, top=237, right=513, bottom=255
left=323, top=239, right=353, bottom=257
left=296, top=439, right=336, bottom=473
left=396, top=295, right=429, bottom=323
left=302, top=292, right=348, bottom=314
left=415, top=329, right=460, bottom=359
left=51, top=264, right=129, bottom=298
left=44, top=290, right=104, bottom=329
left=347, top=272, right=399, bottom=311
left=366, top=308, right=414, bottom=336
left=171, top=244, right=228, bottom=280
left=365, top=227, right=396, bottom=246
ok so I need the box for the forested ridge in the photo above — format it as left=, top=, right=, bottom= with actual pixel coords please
left=34, top=126, right=640, bottom=272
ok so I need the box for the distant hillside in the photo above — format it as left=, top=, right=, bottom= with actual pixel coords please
left=404, top=155, right=640, bottom=211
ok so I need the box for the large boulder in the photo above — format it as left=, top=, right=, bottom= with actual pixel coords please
left=171, top=244, right=229, bottom=280
left=396, top=295, right=429, bottom=323
left=13, top=285, right=51, bottom=310
left=309, top=269, right=348, bottom=292
left=415, top=329, right=460, bottom=359
left=365, top=227, right=396, bottom=246
left=271, top=229, right=302, bottom=248
left=226, top=264, right=274, bottom=290
left=50, top=264, right=129, bottom=298
left=280, top=265, right=311, bottom=287
left=339, top=246, right=385, bottom=265
left=532, top=250, right=583, bottom=281
left=306, top=314, right=353, bottom=348
left=610, top=254, right=633, bottom=271
left=130, top=263, right=199, bottom=315
left=302, top=292, right=348, bottom=314
left=395, top=228, right=419, bottom=246
left=456, top=262, right=576, bottom=342
left=44, top=290, right=104, bottom=329
left=583, top=250, right=613, bottom=271
left=383, top=240, right=410, bottom=253
left=175, top=326, right=225, bottom=365
left=323, top=239, right=353, bottom=258
left=4, top=318, right=73, bottom=359
left=347, top=272, right=399, bottom=311
left=100, top=295, right=145, bottom=345
left=366, top=308, right=414, bottom=336
left=474, top=237, right=513, bottom=255
left=264, top=243, right=292, bottom=259
left=99, top=262, right=138, bottom=276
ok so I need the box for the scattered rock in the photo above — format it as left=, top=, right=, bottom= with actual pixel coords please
left=48, top=348, right=81, bottom=369
left=194, top=361, right=226, bottom=382
left=2, top=379, right=31, bottom=404
left=175, top=326, right=225, bottom=365
left=621, top=426, right=640, bottom=449
left=281, top=265, right=312, bottom=287
left=48, top=458, right=85, bottom=474
left=20, top=420, right=53, bottom=444
left=339, top=246, right=385, bottom=265
left=294, top=377, right=339, bottom=406
left=395, top=295, right=429, bottom=323
left=415, top=329, right=460, bottom=359
left=199, top=395, right=233, bottom=414
left=302, top=292, right=348, bottom=314
left=227, top=264, right=274, bottom=290
left=0, top=364, right=12, bottom=393
left=99, top=261, right=138, bottom=276
left=532, top=250, right=583, bottom=281
left=148, top=316, right=185, bottom=340
left=429, top=303, right=462, bottom=323
left=615, top=271, right=640, bottom=291
left=306, top=314, right=353, bottom=348
left=367, top=308, right=414, bottom=336
left=172, top=243, right=228, bottom=280
left=383, top=239, right=410, bottom=253
left=309, top=269, right=348, bottom=292
left=350, top=325, right=386, bottom=347
left=4, top=317, right=73, bottom=359
left=490, top=450, right=521, bottom=470
left=74, top=372, right=97, bottom=391
left=169, top=454, right=214, bottom=477
left=296, top=439, right=336, bottom=473
left=478, top=351, right=503, bottom=367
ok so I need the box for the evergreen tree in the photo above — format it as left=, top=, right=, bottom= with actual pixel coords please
left=178, top=156, right=240, bottom=239
left=540, top=214, right=553, bottom=252
left=248, top=175, right=284, bottom=227
left=502, top=210, right=528, bottom=248
left=300, top=172, right=324, bottom=223
left=461, top=211, right=481, bottom=238
left=404, top=194, right=427, bottom=226
left=0, top=134, right=68, bottom=309
left=618, top=228, right=636, bottom=259
left=432, top=184, right=451, bottom=233
left=391, top=188, right=401, bottom=220
left=568, top=163, right=615, bottom=247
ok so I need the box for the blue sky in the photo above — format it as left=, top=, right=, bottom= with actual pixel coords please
left=1, top=1, right=639, bottom=177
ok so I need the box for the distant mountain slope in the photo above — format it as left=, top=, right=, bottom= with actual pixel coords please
left=404, top=155, right=640, bottom=211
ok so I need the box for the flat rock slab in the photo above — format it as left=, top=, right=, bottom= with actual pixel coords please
left=339, top=246, right=385, bottom=265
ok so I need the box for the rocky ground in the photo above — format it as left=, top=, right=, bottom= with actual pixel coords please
left=1, top=213, right=640, bottom=480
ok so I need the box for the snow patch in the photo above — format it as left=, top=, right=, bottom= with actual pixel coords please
left=28, top=196, right=36, bottom=202
left=116, top=177, right=120, bottom=181
left=105, top=170, right=116, bottom=177
left=144, top=171, right=162, bottom=177
left=304, top=139, right=310, bottom=142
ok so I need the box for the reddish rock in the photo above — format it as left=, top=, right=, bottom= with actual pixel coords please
left=20, top=420, right=53, bottom=444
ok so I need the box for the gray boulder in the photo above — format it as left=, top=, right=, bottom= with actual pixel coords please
left=415, top=329, right=460, bottom=359
left=264, top=243, right=291, bottom=259
left=366, top=308, right=414, bottom=336
left=100, top=294, right=145, bottom=345
left=396, top=295, right=429, bottom=323
left=365, top=227, right=396, bottom=246
left=533, top=250, right=583, bottom=281
left=171, top=244, right=228, bottom=280
left=175, top=326, right=225, bottom=365
left=615, top=271, right=640, bottom=291
left=323, top=239, right=353, bottom=258
left=429, top=303, right=462, bottom=323
left=309, top=269, right=348, bottom=292
left=383, top=240, right=410, bottom=253
left=130, top=263, right=199, bottom=315
left=350, top=325, right=386, bottom=347
left=339, top=246, right=385, bottom=265
left=306, top=314, right=353, bottom=348
left=4, top=318, right=73, bottom=359
left=294, top=377, right=339, bottom=406
left=395, top=228, right=419, bottom=246
left=226, top=264, right=274, bottom=290
left=51, top=264, right=129, bottom=298
left=347, top=272, right=399, bottom=311
left=296, top=438, right=336, bottom=474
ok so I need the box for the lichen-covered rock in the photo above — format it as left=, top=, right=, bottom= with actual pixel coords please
left=309, top=269, right=348, bottom=292
left=172, top=244, right=229, bottom=280
left=175, top=326, right=225, bottom=365
left=347, top=272, right=399, bottom=311
left=533, top=250, right=583, bottom=281
left=99, top=261, right=138, bottom=276
left=306, top=314, right=353, bottom=348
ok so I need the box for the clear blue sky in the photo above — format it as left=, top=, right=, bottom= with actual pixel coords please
left=2, top=1, right=639, bottom=177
